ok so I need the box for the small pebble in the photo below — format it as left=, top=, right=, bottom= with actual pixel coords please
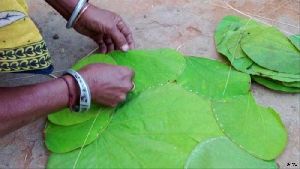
left=53, top=34, right=59, bottom=40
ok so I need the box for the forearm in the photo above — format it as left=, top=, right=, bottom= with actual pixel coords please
left=45, top=0, right=78, bottom=20
left=0, top=76, right=76, bottom=136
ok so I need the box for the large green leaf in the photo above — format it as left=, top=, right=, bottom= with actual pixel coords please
left=288, top=34, right=300, bottom=51
left=109, top=49, right=186, bottom=94
left=241, top=27, right=300, bottom=74
left=253, top=76, right=300, bottom=93
left=212, top=93, right=287, bottom=160
left=177, top=56, right=251, bottom=99
left=45, top=107, right=112, bottom=153
left=47, top=84, right=223, bottom=168
left=48, top=54, right=116, bottom=126
left=184, top=137, right=277, bottom=169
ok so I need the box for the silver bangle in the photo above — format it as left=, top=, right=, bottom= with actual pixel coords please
left=64, top=69, right=91, bottom=112
left=73, top=4, right=90, bottom=26
left=66, top=0, right=88, bottom=29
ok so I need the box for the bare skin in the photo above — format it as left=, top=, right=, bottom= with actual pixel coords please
left=0, top=1, right=135, bottom=136
left=46, top=0, right=134, bottom=53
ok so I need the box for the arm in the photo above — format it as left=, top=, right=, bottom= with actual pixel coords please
left=45, top=0, right=78, bottom=20
left=45, top=0, right=135, bottom=53
left=0, top=64, right=134, bottom=136
left=0, top=76, right=75, bottom=136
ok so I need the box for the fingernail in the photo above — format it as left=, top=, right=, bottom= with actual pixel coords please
left=121, top=44, right=129, bottom=52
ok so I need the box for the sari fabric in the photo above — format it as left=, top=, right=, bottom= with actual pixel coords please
left=0, top=0, right=52, bottom=73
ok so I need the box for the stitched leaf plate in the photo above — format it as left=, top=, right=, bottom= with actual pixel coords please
left=109, top=48, right=186, bottom=94
left=177, top=56, right=251, bottom=99
left=47, top=84, right=222, bottom=168
left=212, top=93, right=288, bottom=160
left=184, top=137, right=277, bottom=169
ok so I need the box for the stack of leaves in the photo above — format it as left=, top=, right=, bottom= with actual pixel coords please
left=215, top=15, right=300, bottom=93
left=45, top=49, right=287, bottom=169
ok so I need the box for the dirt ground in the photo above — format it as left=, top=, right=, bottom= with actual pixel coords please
left=0, top=0, right=299, bottom=168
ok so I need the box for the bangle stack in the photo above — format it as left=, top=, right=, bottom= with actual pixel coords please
left=64, top=69, right=91, bottom=112
left=66, top=0, right=89, bottom=29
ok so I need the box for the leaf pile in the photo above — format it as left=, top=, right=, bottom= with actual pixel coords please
left=215, top=15, right=300, bottom=93
left=45, top=49, right=287, bottom=169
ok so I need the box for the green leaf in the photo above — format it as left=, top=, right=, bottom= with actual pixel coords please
left=45, top=107, right=112, bottom=153
left=72, top=53, right=117, bottom=70
left=48, top=54, right=116, bottom=126
left=48, top=104, right=102, bottom=126
left=47, top=84, right=222, bottom=168
left=212, top=93, right=288, bottom=160
left=241, top=27, right=300, bottom=74
left=185, top=137, right=278, bottom=169
left=288, top=34, right=300, bottom=51
left=214, top=15, right=262, bottom=46
left=215, top=16, right=300, bottom=82
left=249, top=64, right=300, bottom=82
left=253, top=76, right=300, bottom=93
left=282, top=81, right=300, bottom=88
left=177, top=56, right=251, bottom=99
left=109, top=48, right=186, bottom=94
left=225, top=30, right=255, bottom=72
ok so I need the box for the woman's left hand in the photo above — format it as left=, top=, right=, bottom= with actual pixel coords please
left=74, top=4, right=134, bottom=53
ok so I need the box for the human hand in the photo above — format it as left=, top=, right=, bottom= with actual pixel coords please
left=74, top=4, right=134, bottom=53
left=66, top=64, right=134, bottom=107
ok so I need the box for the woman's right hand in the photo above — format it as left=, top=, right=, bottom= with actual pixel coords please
left=67, top=64, right=134, bottom=107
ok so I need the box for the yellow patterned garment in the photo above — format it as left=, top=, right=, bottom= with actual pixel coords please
left=0, top=0, right=52, bottom=73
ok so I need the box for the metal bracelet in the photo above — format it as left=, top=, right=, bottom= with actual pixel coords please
left=66, top=0, right=88, bottom=29
left=64, top=69, right=91, bottom=112
left=73, top=4, right=90, bottom=26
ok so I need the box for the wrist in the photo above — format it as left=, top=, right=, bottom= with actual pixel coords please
left=62, top=75, right=80, bottom=109
left=73, top=3, right=90, bottom=27
left=66, top=0, right=89, bottom=29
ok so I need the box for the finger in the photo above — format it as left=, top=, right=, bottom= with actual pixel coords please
left=95, top=34, right=107, bottom=53
left=117, top=21, right=135, bottom=49
left=98, top=40, right=107, bottom=54
left=104, top=35, right=114, bottom=53
left=110, top=27, right=129, bottom=52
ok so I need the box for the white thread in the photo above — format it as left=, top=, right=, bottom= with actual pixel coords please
left=73, top=113, right=101, bottom=169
